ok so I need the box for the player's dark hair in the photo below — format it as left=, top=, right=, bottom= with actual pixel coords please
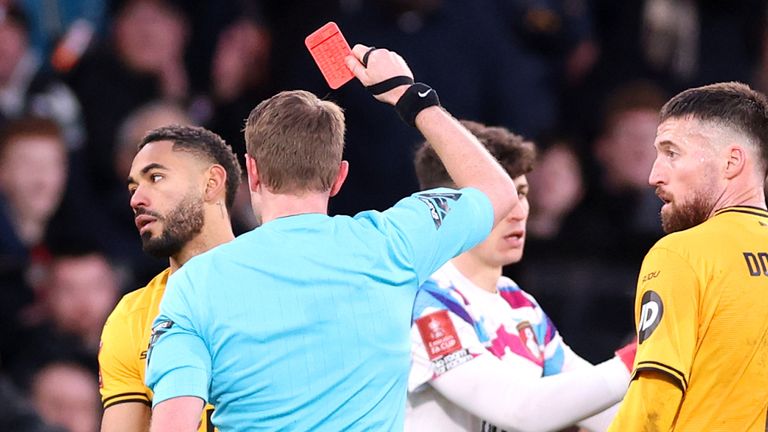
left=139, top=125, right=242, bottom=210
left=661, top=82, right=768, bottom=176
left=415, top=120, right=537, bottom=189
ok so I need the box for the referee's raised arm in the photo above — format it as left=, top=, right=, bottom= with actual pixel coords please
left=345, top=44, right=518, bottom=226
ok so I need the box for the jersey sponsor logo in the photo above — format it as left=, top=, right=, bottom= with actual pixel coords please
left=516, top=321, right=543, bottom=362
left=743, top=252, right=768, bottom=276
left=432, top=348, right=472, bottom=375
left=146, top=320, right=174, bottom=365
left=638, top=291, right=663, bottom=344
left=415, top=192, right=462, bottom=229
left=642, top=270, right=660, bottom=282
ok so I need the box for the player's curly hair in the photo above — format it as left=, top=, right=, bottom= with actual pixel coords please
left=414, top=120, right=537, bottom=189
left=139, top=125, right=242, bottom=210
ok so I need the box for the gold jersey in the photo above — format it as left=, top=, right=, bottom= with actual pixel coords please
left=616, top=206, right=768, bottom=431
left=99, top=269, right=215, bottom=432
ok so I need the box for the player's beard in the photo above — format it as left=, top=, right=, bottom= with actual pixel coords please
left=660, top=189, right=716, bottom=234
left=141, top=193, right=205, bottom=258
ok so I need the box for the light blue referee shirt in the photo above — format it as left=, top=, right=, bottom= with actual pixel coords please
left=145, top=188, right=492, bottom=431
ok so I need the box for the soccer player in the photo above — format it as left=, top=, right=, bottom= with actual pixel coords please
left=608, top=82, right=768, bottom=430
left=407, top=120, right=635, bottom=432
left=144, top=45, right=519, bottom=431
left=98, top=125, right=241, bottom=432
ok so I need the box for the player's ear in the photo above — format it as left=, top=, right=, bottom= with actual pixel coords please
left=204, top=165, right=227, bottom=202
left=724, top=144, right=745, bottom=180
left=245, top=154, right=261, bottom=192
left=329, top=161, right=349, bottom=197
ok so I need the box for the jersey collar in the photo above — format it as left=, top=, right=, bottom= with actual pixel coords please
left=714, top=206, right=768, bottom=218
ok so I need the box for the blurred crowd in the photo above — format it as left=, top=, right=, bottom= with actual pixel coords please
left=0, top=0, right=767, bottom=430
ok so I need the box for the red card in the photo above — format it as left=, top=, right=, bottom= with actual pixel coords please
left=305, top=22, right=355, bottom=89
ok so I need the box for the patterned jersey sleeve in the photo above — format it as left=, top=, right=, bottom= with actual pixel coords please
left=145, top=268, right=211, bottom=406
left=408, top=286, right=488, bottom=392
left=99, top=301, right=150, bottom=408
left=379, top=187, right=493, bottom=285
left=632, top=245, right=699, bottom=391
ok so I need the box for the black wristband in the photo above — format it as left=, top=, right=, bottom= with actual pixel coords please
left=394, top=83, right=440, bottom=127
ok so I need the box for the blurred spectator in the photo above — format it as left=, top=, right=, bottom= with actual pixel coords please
left=5, top=248, right=119, bottom=386
left=525, top=137, right=585, bottom=241
left=515, top=82, right=666, bottom=362
left=41, top=250, right=120, bottom=349
left=196, top=16, right=272, bottom=161
left=0, top=5, right=85, bottom=148
left=568, top=80, right=665, bottom=263
left=29, top=360, right=100, bottom=432
left=0, top=117, right=67, bottom=282
left=0, top=117, right=70, bottom=376
left=0, top=373, right=64, bottom=432
left=69, top=0, right=190, bottom=197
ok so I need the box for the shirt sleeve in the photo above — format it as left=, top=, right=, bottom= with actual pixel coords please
left=381, top=187, right=493, bottom=285
left=99, top=304, right=150, bottom=408
left=632, top=246, right=699, bottom=392
left=608, top=370, right=683, bottom=432
left=145, top=269, right=211, bottom=407
left=408, top=288, right=488, bottom=392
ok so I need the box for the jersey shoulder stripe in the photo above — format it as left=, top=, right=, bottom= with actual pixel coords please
left=635, top=360, right=688, bottom=391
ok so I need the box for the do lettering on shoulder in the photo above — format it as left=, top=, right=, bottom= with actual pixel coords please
left=743, top=252, right=768, bottom=277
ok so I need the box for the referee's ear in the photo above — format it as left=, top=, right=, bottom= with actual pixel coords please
left=204, top=164, right=227, bottom=203
left=329, top=161, right=349, bottom=197
left=245, top=154, right=262, bottom=193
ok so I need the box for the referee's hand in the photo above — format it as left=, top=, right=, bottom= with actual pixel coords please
left=346, top=44, right=413, bottom=106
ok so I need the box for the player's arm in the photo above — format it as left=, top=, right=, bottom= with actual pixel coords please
left=559, top=342, right=635, bottom=431
left=150, top=397, right=204, bottom=432
left=345, top=45, right=518, bottom=225
left=608, top=245, right=698, bottom=431
left=145, top=271, right=211, bottom=432
left=607, top=370, right=682, bottom=432
left=102, top=404, right=150, bottom=432
left=99, top=305, right=152, bottom=432
left=431, top=352, right=630, bottom=432
left=411, top=305, right=631, bottom=432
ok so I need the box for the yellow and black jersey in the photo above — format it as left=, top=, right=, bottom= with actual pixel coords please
left=99, top=268, right=215, bottom=432
left=627, top=206, right=768, bottom=430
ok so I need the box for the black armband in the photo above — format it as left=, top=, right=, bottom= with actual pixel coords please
left=394, top=83, right=440, bottom=127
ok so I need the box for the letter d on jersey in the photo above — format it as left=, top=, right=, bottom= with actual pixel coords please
left=638, top=291, right=663, bottom=344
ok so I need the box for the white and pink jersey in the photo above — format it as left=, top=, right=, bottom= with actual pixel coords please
left=407, top=262, right=588, bottom=431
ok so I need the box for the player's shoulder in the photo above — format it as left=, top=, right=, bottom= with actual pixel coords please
left=414, top=269, right=464, bottom=316
left=497, top=276, right=541, bottom=308
left=650, top=214, right=730, bottom=259
left=111, top=269, right=170, bottom=318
